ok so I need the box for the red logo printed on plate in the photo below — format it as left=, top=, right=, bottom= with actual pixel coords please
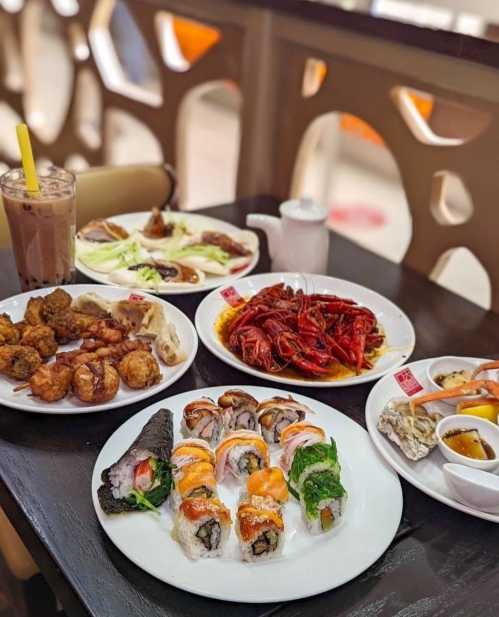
left=128, top=293, right=145, bottom=303
left=220, top=286, right=244, bottom=307
left=394, top=367, right=423, bottom=396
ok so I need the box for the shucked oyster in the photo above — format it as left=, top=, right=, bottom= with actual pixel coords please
left=377, top=398, right=443, bottom=461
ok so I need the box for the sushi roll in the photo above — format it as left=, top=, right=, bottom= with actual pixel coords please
left=218, top=389, right=259, bottom=433
left=257, top=396, right=310, bottom=444
left=171, top=461, right=217, bottom=510
left=171, top=438, right=215, bottom=477
left=279, top=422, right=326, bottom=472
left=246, top=467, right=289, bottom=504
left=236, top=494, right=284, bottom=562
left=288, top=438, right=340, bottom=495
left=98, top=409, right=173, bottom=514
left=299, top=471, right=347, bottom=534
left=215, top=430, right=269, bottom=482
left=181, top=398, right=224, bottom=446
left=175, top=497, right=232, bottom=559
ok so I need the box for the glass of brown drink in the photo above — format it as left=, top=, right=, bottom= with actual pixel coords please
left=0, top=167, right=76, bottom=291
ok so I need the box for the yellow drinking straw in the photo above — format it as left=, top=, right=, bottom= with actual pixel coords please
left=16, top=123, right=40, bottom=194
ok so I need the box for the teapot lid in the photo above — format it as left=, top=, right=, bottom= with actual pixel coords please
left=280, top=198, right=328, bottom=222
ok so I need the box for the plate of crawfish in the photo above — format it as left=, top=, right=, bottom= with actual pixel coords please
left=195, top=272, right=415, bottom=387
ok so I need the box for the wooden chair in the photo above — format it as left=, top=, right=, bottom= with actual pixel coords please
left=0, top=163, right=176, bottom=248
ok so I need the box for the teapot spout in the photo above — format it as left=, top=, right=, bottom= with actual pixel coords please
left=246, top=214, right=282, bottom=258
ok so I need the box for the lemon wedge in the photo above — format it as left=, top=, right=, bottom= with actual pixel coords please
left=457, top=403, right=499, bottom=423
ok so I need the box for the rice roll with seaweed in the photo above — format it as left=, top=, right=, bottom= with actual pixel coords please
left=236, top=495, right=284, bottom=562
left=288, top=438, right=340, bottom=495
left=280, top=422, right=326, bottom=472
left=98, top=409, right=173, bottom=514
left=300, top=471, right=347, bottom=534
left=171, top=461, right=217, bottom=510
left=215, top=430, right=269, bottom=482
left=218, top=389, right=259, bottom=433
left=246, top=467, right=289, bottom=504
left=181, top=398, right=224, bottom=446
left=257, top=396, right=310, bottom=444
left=171, top=438, right=215, bottom=477
left=175, top=497, right=231, bottom=559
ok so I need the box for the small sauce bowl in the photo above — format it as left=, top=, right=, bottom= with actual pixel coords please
left=426, top=356, right=482, bottom=407
left=443, top=463, right=499, bottom=514
left=436, top=415, right=499, bottom=472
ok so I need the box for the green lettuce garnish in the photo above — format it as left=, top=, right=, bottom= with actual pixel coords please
left=126, top=460, right=172, bottom=514
left=80, top=238, right=144, bottom=269
left=289, top=438, right=340, bottom=489
left=164, top=244, right=231, bottom=265
left=301, top=471, right=346, bottom=519
left=135, top=266, right=162, bottom=285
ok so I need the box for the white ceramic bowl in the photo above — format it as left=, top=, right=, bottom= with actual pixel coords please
left=426, top=356, right=481, bottom=407
left=436, top=415, right=499, bottom=471
left=443, top=463, right=499, bottom=514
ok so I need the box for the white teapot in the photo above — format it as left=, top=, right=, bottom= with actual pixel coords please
left=247, top=198, right=330, bottom=274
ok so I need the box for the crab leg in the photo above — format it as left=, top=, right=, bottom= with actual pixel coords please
left=471, top=360, right=499, bottom=379
left=409, top=380, right=499, bottom=412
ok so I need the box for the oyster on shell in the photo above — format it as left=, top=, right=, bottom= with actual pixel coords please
left=377, top=398, right=443, bottom=461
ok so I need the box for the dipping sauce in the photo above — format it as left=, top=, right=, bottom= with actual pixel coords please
left=443, top=429, right=495, bottom=461
left=435, top=370, right=472, bottom=389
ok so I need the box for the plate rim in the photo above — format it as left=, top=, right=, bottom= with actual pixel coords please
left=365, top=356, right=499, bottom=524
left=91, top=384, right=403, bottom=602
left=0, top=284, right=198, bottom=415
left=195, top=272, right=416, bottom=388
left=75, top=210, right=259, bottom=295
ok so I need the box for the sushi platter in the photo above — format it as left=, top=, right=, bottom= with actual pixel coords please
left=366, top=357, right=499, bottom=523
left=92, top=385, right=402, bottom=602
left=0, top=284, right=197, bottom=413
left=76, top=210, right=259, bottom=295
left=195, top=272, right=416, bottom=387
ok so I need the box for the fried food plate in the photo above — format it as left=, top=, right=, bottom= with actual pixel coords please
left=76, top=211, right=260, bottom=295
left=92, top=385, right=402, bottom=602
left=366, top=357, right=499, bottom=523
left=0, top=285, right=197, bottom=414
left=195, top=272, right=415, bottom=388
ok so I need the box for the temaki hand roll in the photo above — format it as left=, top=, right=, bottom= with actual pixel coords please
left=98, top=408, right=173, bottom=514
left=218, top=389, right=259, bottom=432
left=181, top=398, right=223, bottom=447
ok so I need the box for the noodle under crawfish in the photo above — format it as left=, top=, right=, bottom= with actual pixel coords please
left=219, top=283, right=385, bottom=378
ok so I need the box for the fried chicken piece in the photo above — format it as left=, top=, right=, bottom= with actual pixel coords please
left=26, top=363, right=73, bottom=402
left=81, top=318, right=128, bottom=344
left=44, top=310, right=81, bottom=344
left=40, top=288, right=72, bottom=320
left=0, top=345, right=42, bottom=380
left=0, top=314, right=20, bottom=345
left=55, top=350, right=100, bottom=369
left=24, top=297, right=45, bottom=326
left=21, top=325, right=58, bottom=359
left=72, top=360, right=120, bottom=403
left=14, top=321, right=29, bottom=338
left=118, top=350, right=161, bottom=389
left=72, top=311, right=98, bottom=332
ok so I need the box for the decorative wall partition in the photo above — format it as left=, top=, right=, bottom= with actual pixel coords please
left=1, top=0, right=499, bottom=309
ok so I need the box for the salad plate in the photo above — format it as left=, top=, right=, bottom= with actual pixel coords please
left=76, top=211, right=259, bottom=295
left=195, top=272, right=415, bottom=387
left=92, top=385, right=402, bottom=602
left=365, top=357, right=499, bottom=523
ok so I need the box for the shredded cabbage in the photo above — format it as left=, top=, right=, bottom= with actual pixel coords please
left=165, top=243, right=230, bottom=265
left=135, top=266, right=163, bottom=285
left=80, top=238, right=144, bottom=269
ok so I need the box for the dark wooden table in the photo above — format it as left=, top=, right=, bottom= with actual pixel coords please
left=1, top=195, right=499, bottom=617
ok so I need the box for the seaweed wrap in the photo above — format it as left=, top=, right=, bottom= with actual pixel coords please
left=218, top=389, right=259, bottom=433
left=98, top=408, right=173, bottom=514
left=288, top=438, right=340, bottom=495
left=175, top=497, right=232, bottom=559
left=300, top=471, right=347, bottom=534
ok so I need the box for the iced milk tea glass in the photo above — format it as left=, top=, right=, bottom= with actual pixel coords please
left=0, top=167, right=76, bottom=291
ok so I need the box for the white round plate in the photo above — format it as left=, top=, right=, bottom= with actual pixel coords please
left=92, top=385, right=402, bottom=603
left=0, top=284, right=198, bottom=414
left=195, top=272, right=415, bottom=388
left=366, top=357, right=499, bottom=523
left=76, top=211, right=259, bottom=295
